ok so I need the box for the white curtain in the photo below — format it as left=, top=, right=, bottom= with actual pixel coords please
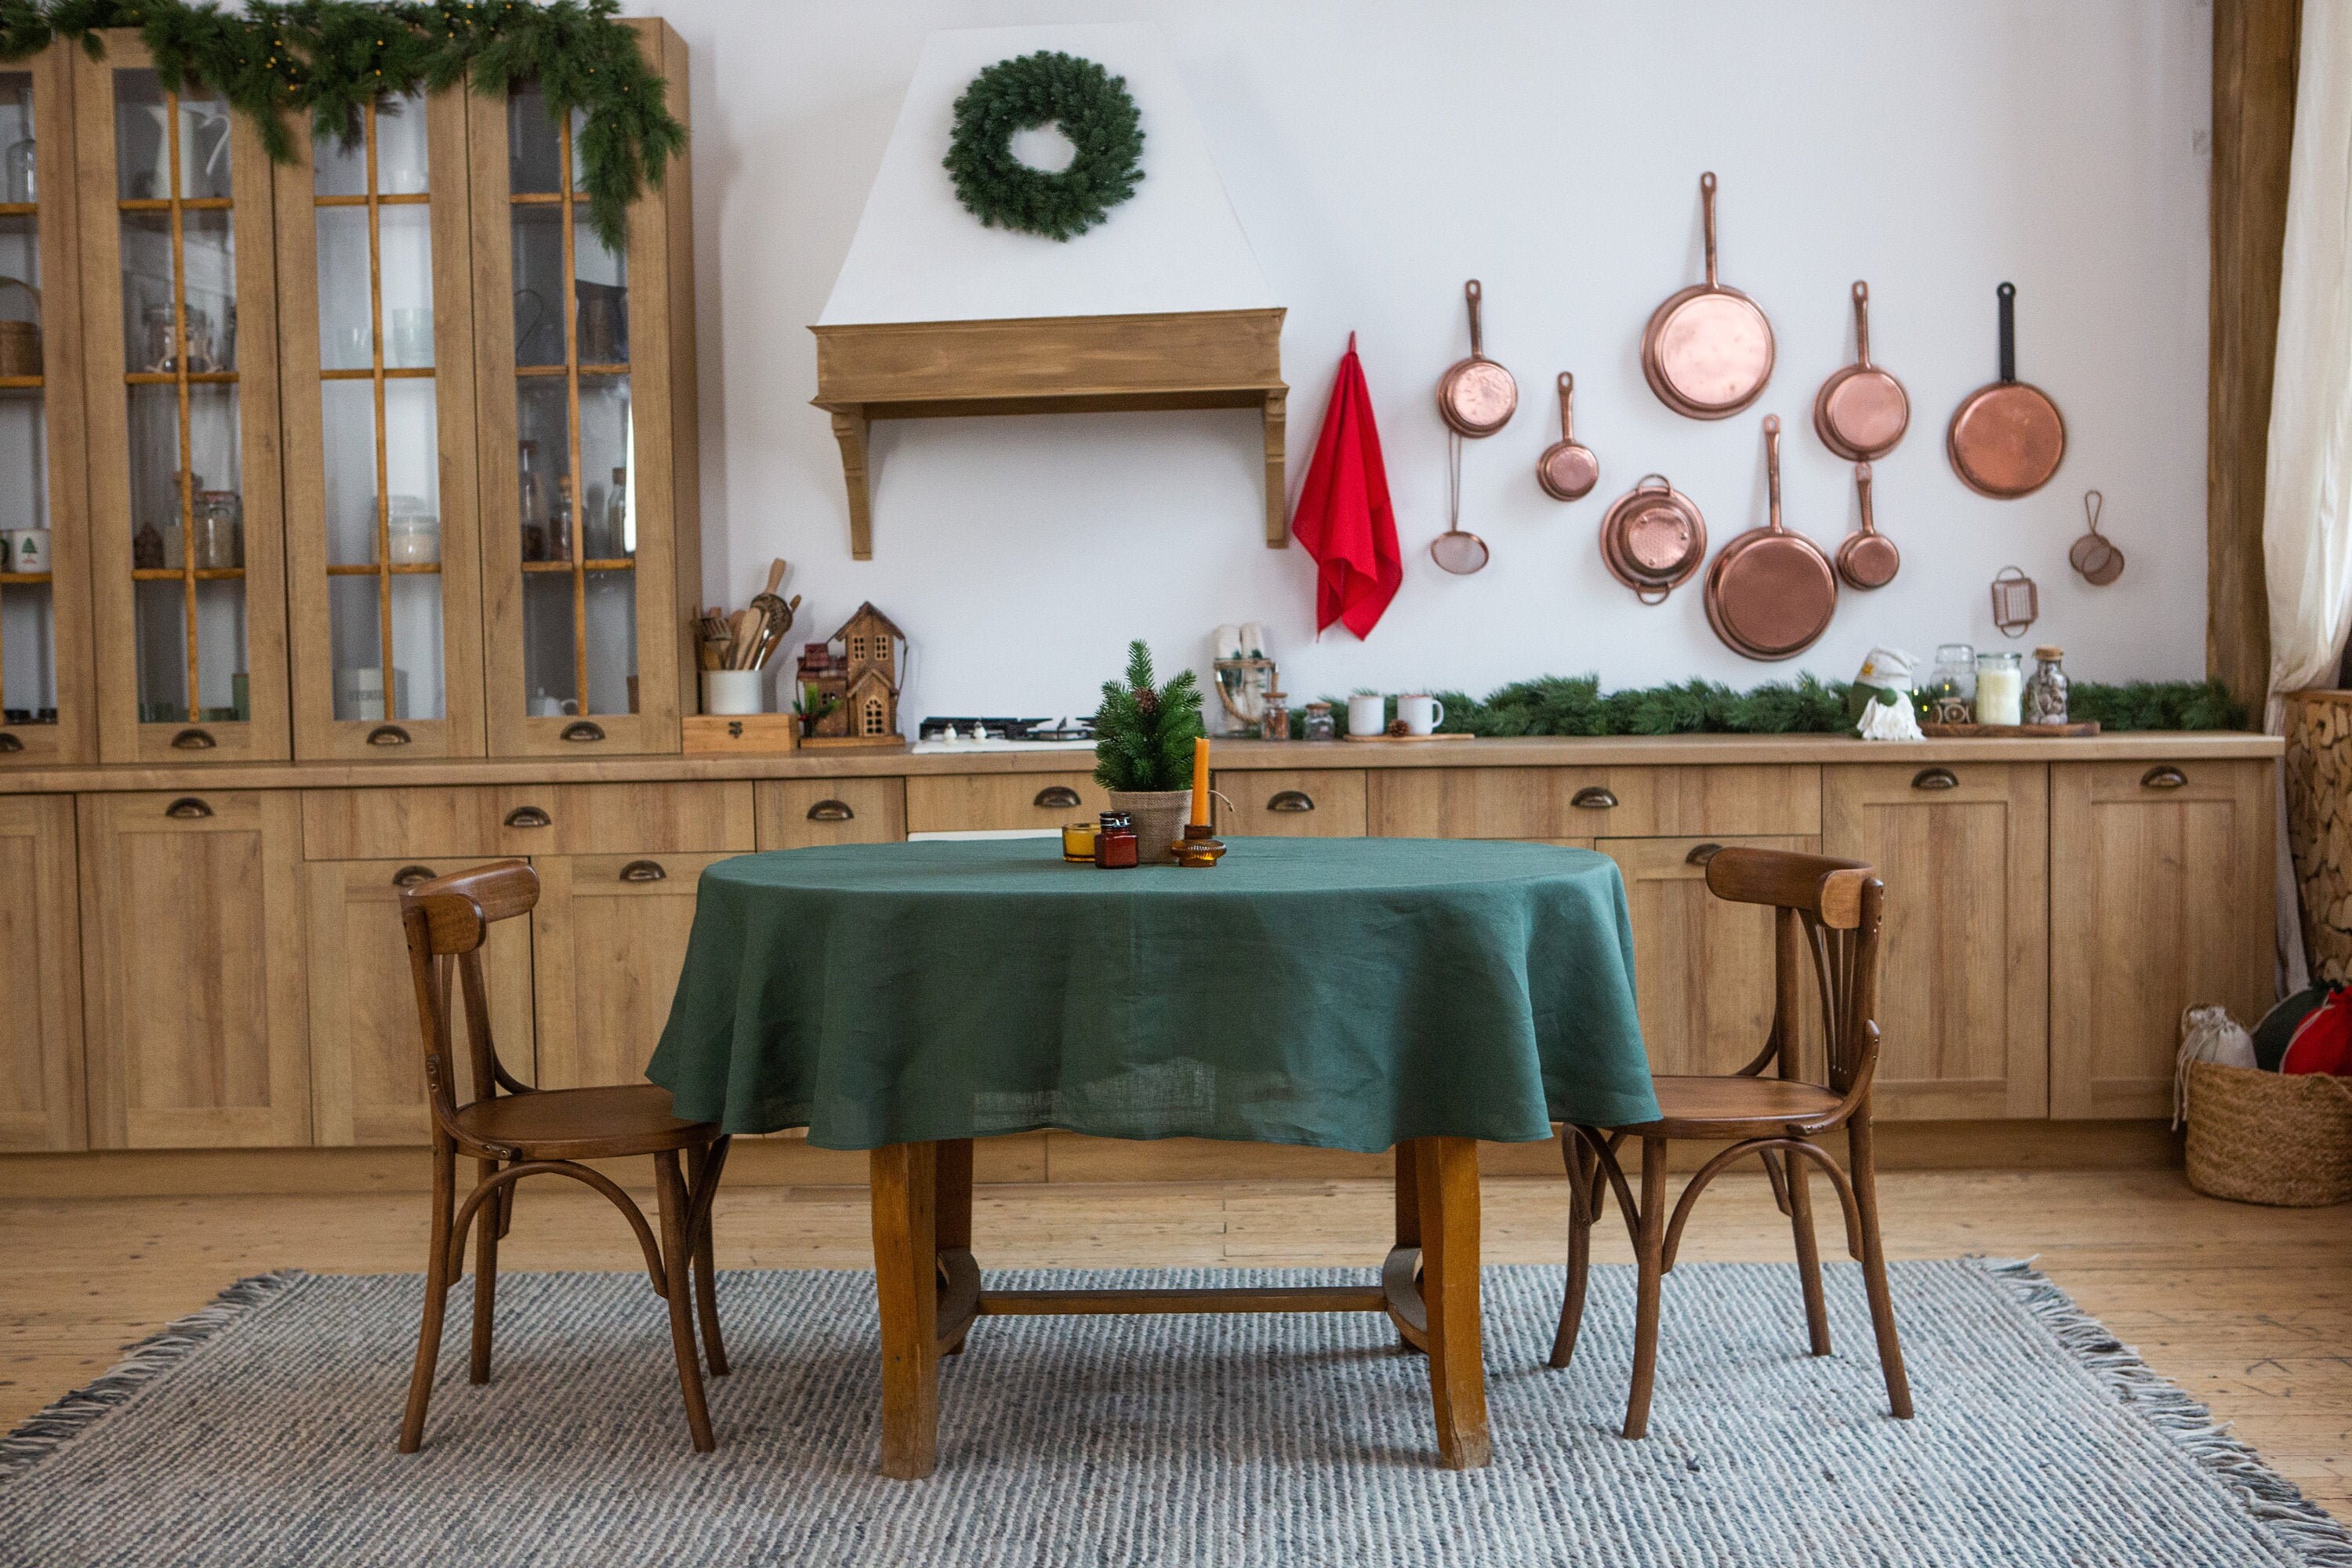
left=2263, top=0, right=2352, bottom=991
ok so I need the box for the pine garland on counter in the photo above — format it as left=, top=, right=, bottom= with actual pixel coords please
left=1305, top=675, right=2249, bottom=739
left=0, top=0, right=679, bottom=248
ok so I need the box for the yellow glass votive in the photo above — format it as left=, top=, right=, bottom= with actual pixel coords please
left=1062, top=822, right=1098, bottom=863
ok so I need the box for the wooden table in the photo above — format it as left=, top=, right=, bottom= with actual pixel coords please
left=869, top=1135, right=1490, bottom=1478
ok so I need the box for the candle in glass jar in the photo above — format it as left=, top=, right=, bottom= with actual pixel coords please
left=1190, top=736, right=1211, bottom=826
left=1975, top=652, right=2024, bottom=726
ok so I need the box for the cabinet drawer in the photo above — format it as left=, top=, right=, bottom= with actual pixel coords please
left=906, top=771, right=1108, bottom=834
left=305, top=782, right=753, bottom=859
left=757, top=777, right=906, bottom=849
left=1214, top=771, right=1367, bottom=837
left=1369, top=765, right=1818, bottom=840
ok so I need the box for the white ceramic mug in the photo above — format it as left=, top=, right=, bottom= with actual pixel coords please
left=528, top=691, right=579, bottom=718
left=3, top=528, right=47, bottom=573
left=1346, top=693, right=1386, bottom=738
left=703, top=669, right=763, bottom=717
left=1398, top=693, right=1445, bottom=735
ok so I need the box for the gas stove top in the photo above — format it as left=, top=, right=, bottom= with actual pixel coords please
left=911, top=716, right=1097, bottom=753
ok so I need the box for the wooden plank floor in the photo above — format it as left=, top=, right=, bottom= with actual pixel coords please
left=5, top=1168, right=2350, bottom=1514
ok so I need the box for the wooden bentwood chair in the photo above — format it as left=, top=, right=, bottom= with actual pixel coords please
left=1552, top=846, right=1913, bottom=1439
left=397, top=860, right=732, bottom=1453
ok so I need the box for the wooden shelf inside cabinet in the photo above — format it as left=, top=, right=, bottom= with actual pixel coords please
left=811, top=308, right=1288, bottom=560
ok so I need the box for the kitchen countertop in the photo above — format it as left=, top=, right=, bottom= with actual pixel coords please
left=0, top=730, right=2282, bottom=793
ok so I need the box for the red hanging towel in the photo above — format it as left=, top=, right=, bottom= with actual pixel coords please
left=1291, top=333, right=1402, bottom=639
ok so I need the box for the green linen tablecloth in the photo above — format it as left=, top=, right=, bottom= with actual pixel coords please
left=648, top=836, right=1657, bottom=1152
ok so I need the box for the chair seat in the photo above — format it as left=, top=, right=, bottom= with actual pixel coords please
left=454, top=1083, right=715, bottom=1160
left=1625, top=1075, right=1846, bottom=1136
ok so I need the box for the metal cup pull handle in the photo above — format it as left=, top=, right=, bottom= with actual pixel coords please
left=1035, top=786, right=1083, bottom=809
left=504, top=805, right=552, bottom=829
left=0, top=732, right=21, bottom=753
left=1571, top=786, right=1618, bottom=810
left=1267, top=789, right=1316, bottom=813
left=392, top=864, right=436, bottom=887
left=1911, top=768, right=1959, bottom=791
left=559, top=720, right=605, bottom=743
left=806, top=799, right=855, bottom=822
left=164, top=797, right=212, bottom=819
left=170, top=727, right=216, bottom=750
left=1685, top=842, right=1724, bottom=867
left=2141, top=765, right=2187, bottom=791
left=366, top=724, right=412, bottom=747
left=619, top=859, right=666, bottom=883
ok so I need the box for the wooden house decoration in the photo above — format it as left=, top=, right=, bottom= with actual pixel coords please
left=800, top=602, right=907, bottom=749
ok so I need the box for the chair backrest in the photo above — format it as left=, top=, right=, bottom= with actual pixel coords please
left=399, top=859, right=540, bottom=1144
left=1703, top=845, right=1886, bottom=1106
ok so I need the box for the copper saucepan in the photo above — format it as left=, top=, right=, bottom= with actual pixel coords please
left=1537, top=372, right=1598, bottom=501
left=1436, top=279, right=1516, bottom=437
left=1704, top=414, right=1838, bottom=659
left=1947, top=281, right=2065, bottom=498
left=1813, top=281, right=1908, bottom=460
left=1599, top=474, right=1706, bottom=604
left=1642, top=172, right=1774, bottom=420
left=1835, top=462, right=1899, bottom=590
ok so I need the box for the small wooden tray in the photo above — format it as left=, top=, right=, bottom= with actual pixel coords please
left=1341, top=731, right=1475, bottom=744
left=682, top=713, right=799, bottom=754
left=1919, top=721, right=2101, bottom=738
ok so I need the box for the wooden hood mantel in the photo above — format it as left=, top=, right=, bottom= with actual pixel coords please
left=811, top=307, right=1287, bottom=559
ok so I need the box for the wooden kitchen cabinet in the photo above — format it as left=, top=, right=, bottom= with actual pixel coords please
left=78, top=789, right=310, bottom=1147
left=905, top=770, right=1106, bottom=834
left=304, top=857, right=532, bottom=1145
left=1214, top=769, right=1366, bottom=836
left=1599, top=835, right=1819, bottom=1078
left=531, top=849, right=728, bottom=1089
left=0, top=795, right=87, bottom=1150
left=2050, top=758, right=2275, bottom=1119
left=756, top=775, right=905, bottom=848
left=1371, top=765, right=1818, bottom=840
left=1823, top=761, right=2048, bottom=1119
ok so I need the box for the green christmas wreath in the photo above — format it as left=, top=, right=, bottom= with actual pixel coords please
left=941, top=50, right=1143, bottom=242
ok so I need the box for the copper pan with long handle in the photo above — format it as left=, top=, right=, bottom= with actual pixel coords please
left=1436, top=279, right=1516, bottom=437
left=1813, top=281, right=1908, bottom=460
left=1947, top=281, right=2065, bottom=497
left=1642, top=172, right=1774, bottom=420
left=1704, top=414, right=1838, bottom=659
left=1835, top=462, right=1899, bottom=590
left=1536, top=372, right=1599, bottom=500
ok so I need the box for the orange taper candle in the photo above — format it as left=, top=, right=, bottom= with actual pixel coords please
left=1190, top=736, right=1211, bottom=826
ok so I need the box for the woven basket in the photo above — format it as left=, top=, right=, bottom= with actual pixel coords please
left=0, top=278, right=38, bottom=378
left=2184, top=1060, right=2352, bottom=1207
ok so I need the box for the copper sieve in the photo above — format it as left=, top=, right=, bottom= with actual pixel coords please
left=1813, top=281, right=1908, bottom=461
left=1948, top=282, right=2065, bottom=498
left=1835, top=462, right=1900, bottom=590
left=2069, top=489, right=2125, bottom=585
left=1536, top=372, right=1599, bottom=501
left=1599, top=474, right=1706, bottom=604
left=1642, top=172, right=1775, bottom=420
left=1704, top=414, right=1838, bottom=659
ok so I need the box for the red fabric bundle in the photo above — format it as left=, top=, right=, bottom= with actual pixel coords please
left=1290, top=333, right=1402, bottom=640
left=2281, top=985, right=2352, bottom=1076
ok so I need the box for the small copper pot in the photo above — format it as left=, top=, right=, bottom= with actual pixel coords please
left=1599, top=474, right=1707, bottom=604
left=1642, top=172, right=1774, bottom=420
left=1704, top=414, right=1838, bottom=659
left=1835, top=462, right=1900, bottom=590
left=1436, top=279, right=1516, bottom=437
left=1537, top=372, right=1599, bottom=501
left=1948, top=281, right=2065, bottom=498
left=1813, top=281, right=1907, bottom=460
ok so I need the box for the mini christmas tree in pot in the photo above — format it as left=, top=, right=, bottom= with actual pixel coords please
left=1094, top=640, right=1205, bottom=866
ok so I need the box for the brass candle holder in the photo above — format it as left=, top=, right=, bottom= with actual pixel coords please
left=1171, top=822, right=1227, bottom=867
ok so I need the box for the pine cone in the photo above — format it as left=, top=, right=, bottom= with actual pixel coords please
left=1135, top=688, right=1160, bottom=717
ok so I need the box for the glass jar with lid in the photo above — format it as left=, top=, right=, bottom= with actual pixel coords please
left=1301, top=701, right=1336, bottom=742
left=385, top=494, right=440, bottom=565
left=191, top=490, right=243, bottom=570
left=1926, top=644, right=1976, bottom=725
left=2025, top=646, right=2069, bottom=725
left=1975, top=650, right=2024, bottom=726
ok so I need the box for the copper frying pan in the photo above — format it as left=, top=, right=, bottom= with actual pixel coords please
left=1537, top=372, right=1598, bottom=501
left=1704, top=415, right=1838, bottom=659
left=1835, top=462, right=1899, bottom=590
left=1948, top=281, right=2064, bottom=497
left=1436, top=279, right=1515, bottom=437
left=1813, top=281, right=1908, bottom=460
left=1643, top=172, right=1774, bottom=419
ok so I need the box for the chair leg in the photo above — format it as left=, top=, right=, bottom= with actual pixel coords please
left=1622, top=1134, right=1668, bottom=1441
left=398, top=1142, right=458, bottom=1454
left=686, top=1137, right=730, bottom=1377
left=1783, top=1144, right=1832, bottom=1357
left=469, top=1156, right=502, bottom=1385
left=1549, top=1126, right=1596, bottom=1368
left=653, top=1150, right=717, bottom=1452
left=1846, top=1114, right=1915, bottom=1419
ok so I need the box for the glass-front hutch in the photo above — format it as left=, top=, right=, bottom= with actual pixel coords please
left=0, top=47, right=95, bottom=767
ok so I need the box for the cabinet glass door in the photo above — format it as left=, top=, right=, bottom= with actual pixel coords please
left=78, top=37, right=287, bottom=761
left=278, top=90, right=481, bottom=758
left=0, top=53, right=95, bottom=766
left=474, top=50, right=686, bottom=757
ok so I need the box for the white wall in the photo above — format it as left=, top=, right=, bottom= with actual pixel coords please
left=640, top=0, right=2212, bottom=722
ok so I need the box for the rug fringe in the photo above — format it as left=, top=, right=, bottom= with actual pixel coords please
left=0, top=1270, right=310, bottom=1487
left=1979, top=1257, right=2352, bottom=1568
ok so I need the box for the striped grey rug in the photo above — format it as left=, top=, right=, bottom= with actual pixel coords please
left=2, top=1259, right=2345, bottom=1566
